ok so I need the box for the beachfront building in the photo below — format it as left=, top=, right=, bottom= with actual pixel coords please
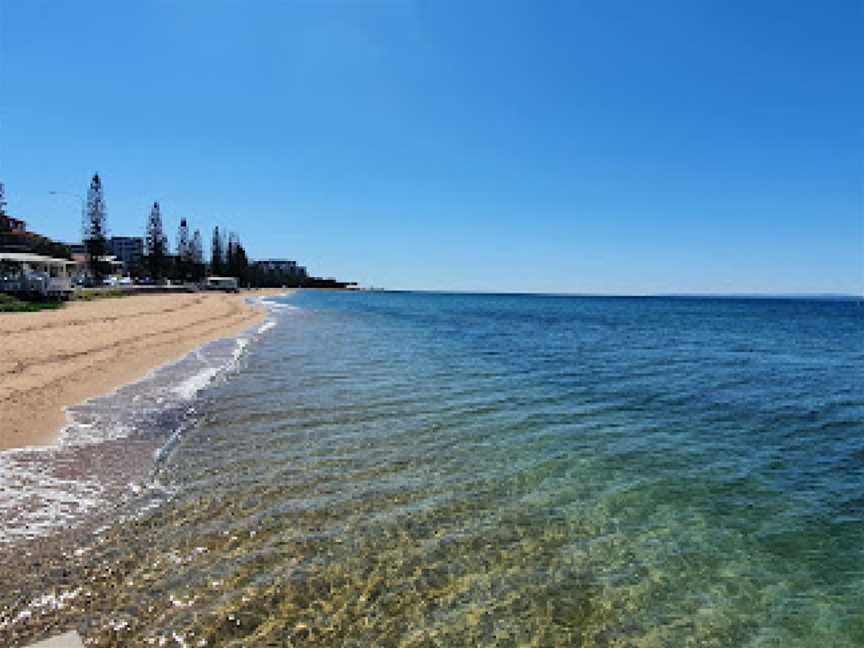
left=106, top=236, right=144, bottom=272
left=98, top=255, right=126, bottom=276
left=0, top=252, right=76, bottom=299
left=69, top=251, right=90, bottom=284
left=0, top=214, right=26, bottom=235
left=252, top=258, right=309, bottom=288
left=255, top=259, right=307, bottom=278
left=64, top=246, right=127, bottom=284
left=1, top=214, right=73, bottom=260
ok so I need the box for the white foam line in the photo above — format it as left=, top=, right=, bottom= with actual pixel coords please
left=172, top=334, right=254, bottom=400
left=8, top=298, right=286, bottom=453
left=170, top=366, right=222, bottom=400
left=0, top=297, right=294, bottom=547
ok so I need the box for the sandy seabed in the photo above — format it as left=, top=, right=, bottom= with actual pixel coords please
left=0, top=289, right=286, bottom=452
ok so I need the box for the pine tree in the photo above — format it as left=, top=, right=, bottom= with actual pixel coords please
left=176, top=217, right=191, bottom=281
left=191, top=229, right=203, bottom=264
left=191, top=229, right=204, bottom=280
left=211, top=226, right=224, bottom=275
left=234, top=240, right=249, bottom=287
left=223, top=233, right=249, bottom=286
left=226, top=233, right=235, bottom=276
left=145, top=201, right=168, bottom=281
left=84, top=174, right=109, bottom=280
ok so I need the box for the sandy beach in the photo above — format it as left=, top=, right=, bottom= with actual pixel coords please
left=0, top=290, right=284, bottom=452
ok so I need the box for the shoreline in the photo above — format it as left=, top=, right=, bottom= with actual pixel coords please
left=0, top=289, right=289, bottom=452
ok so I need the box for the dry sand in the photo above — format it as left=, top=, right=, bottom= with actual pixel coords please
left=0, top=290, right=286, bottom=452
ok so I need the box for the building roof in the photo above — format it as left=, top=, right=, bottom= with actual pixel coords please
left=0, top=252, right=78, bottom=265
left=97, top=255, right=123, bottom=262
left=0, top=214, right=26, bottom=227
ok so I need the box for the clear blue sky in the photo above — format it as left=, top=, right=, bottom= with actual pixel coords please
left=1, top=1, right=861, bottom=294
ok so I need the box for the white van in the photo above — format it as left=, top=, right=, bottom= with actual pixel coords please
left=203, top=276, right=239, bottom=293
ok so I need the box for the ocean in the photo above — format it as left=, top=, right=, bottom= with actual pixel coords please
left=1, top=291, right=863, bottom=646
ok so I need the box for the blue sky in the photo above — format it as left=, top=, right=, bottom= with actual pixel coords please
left=1, top=1, right=861, bottom=294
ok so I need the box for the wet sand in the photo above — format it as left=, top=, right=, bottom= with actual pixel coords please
left=0, top=290, right=286, bottom=452
left=24, top=631, right=84, bottom=648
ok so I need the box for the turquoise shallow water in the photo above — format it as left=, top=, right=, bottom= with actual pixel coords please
left=2, top=292, right=863, bottom=646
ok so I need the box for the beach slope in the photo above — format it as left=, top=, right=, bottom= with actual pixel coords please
left=0, top=291, right=277, bottom=451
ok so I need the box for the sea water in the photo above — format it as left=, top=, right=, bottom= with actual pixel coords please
left=1, top=291, right=862, bottom=646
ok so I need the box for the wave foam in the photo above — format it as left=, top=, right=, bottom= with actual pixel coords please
left=0, top=297, right=294, bottom=546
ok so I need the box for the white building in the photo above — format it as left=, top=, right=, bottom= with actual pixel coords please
left=0, top=252, right=77, bottom=299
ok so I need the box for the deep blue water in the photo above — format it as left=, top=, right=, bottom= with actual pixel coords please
left=3, top=291, right=863, bottom=646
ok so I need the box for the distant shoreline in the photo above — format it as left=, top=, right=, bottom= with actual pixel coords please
left=363, top=289, right=863, bottom=302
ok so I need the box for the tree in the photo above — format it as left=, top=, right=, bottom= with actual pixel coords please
left=225, top=232, right=249, bottom=285
left=191, top=228, right=205, bottom=281
left=84, top=173, right=109, bottom=280
left=145, top=201, right=168, bottom=281
left=233, top=240, right=250, bottom=287
left=176, top=218, right=191, bottom=281
left=210, top=225, right=224, bottom=275
left=191, top=229, right=203, bottom=264
left=225, top=234, right=235, bottom=275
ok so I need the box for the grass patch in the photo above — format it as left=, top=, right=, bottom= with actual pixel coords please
left=75, top=288, right=133, bottom=301
left=0, top=293, right=65, bottom=312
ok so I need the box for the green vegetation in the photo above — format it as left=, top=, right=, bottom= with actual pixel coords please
left=3, top=174, right=351, bottom=291
left=84, top=173, right=109, bottom=280
left=144, top=201, right=168, bottom=281
left=0, top=293, right=64, bottom=312
left=75, top=288, right=132, bottom=302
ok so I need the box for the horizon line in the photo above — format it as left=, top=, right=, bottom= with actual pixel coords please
left=355, top=289, right=864, bottom=301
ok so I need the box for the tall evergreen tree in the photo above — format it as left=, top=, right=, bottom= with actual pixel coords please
left=226, top=234, right=235, bottom=275
left=191, top=229, right=205, bottom=280
left=176, top=217, right=191, bottom=281
left=211, top=225, right=224, bottom=275
left=191, top=229, right=203, bottom=264
left=224, top=232, right=249, bottom=286
left=84, top=173, right=109, bottom=280
left=145, top=201, right=168, bottom=280
left=234, top=240, right=250, bottom=287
